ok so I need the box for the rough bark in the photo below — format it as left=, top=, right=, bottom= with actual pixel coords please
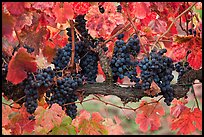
left=76, top=69, right=202, bottom=103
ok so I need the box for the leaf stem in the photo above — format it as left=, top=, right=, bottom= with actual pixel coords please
left=14, top=27, right=23, bottom=46
left=191, top=85, right=200, bottom=110
left=2, top=102, right=21, bottom=109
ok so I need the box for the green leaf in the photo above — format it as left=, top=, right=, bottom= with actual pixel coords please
left=49, top=116, right=76, bottom=135
left=2, top=96, right=13, bottom=104
left=194, top=8, right=202, bottom=18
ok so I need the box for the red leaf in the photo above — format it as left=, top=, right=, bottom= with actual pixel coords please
left=52, top=2, right=74, bottom=24
left=39, top=10, right=57, bottom=27
left=103, top=117, right=124, bottom=135
left=6, top=47, right=37, bottom=84
left=192, top=108, right=202, bottom=131
left=15, top=12, right=33, bottom=31
left=122, top=2, right=150, bottom=19
left=32, top=2, right=54, bottom=11
left=70, top=2, right=91, bottom=17
left=2, top=13, right=15, bottom=37
left=187, top=50, right=202, bottom=70
left=170, top=99, right=188, bottom=118
left=135, top=99, right=165, bottom=132
left=3, top=2, right=26, bottom=16
left=7, top=105, right=35, bottom=135
left=85, top=3, right=125, bottom=39
left=19, top=27, right=49, bottom=54
left=171, top=108, right=202, bottom=135
left=170, top=36, right=202, bottom=69
left=148, top=19, right=167, bottom=34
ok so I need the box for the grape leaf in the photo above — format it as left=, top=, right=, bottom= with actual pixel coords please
left=2, top=12, right=15, bottom=37
left=3, top=2, right=26, bottom=16
left=148, top=18, right=167, bottom=34
left=135, top=99, right=165, bottom=132
left=102, top=116, right=124, bottom=135
left=70, top=2, right=91, bottom=17
left=42, top=44, right=57, bottom=63
left=15, top=12, right=33, bottom=31
left=34, top=103, right=66, bottom=134
left=170, top=99, right=188, bottom=118
left=122, top=2, right=150, bottom=19
left=39, top=10, right=57, bottom=27
left=171, top=36, right=202, bottom=70
left=72, top=110, right=108, bottom=135
left=49, top=117, right=76, bottom=135
left=187, top=49, right=202, bottom=70
left=171, top=107, right=202, bottom=135
left=6, top=105, right=35, bottom=135
left=32, top=2, right=54, bottom=11
left=85, top=3, right=125, bottom=39
left=19, top=27, right=50, bottom=54
left=52, top=2, right=74, bottom=24
left=6, top=47, right=37, bottom=85
left=2, top=104, right=13, bottom=126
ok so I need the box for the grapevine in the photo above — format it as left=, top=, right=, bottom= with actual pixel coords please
left=2, top=2, right=202, bottom=135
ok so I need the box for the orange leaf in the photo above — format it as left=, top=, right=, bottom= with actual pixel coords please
left=34, top=104, right=66, bottom=133
left=103, top=118, right=124, bottom=135
left=6, top=47, right=37, bottom=84
left=52, top=2, right=74, bottom=23
left=2, top=105, right=13, bottom=126
left=72, top=110, right=107, bottom=135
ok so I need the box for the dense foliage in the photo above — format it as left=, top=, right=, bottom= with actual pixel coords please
left=2, top=2, right=202, bottom=135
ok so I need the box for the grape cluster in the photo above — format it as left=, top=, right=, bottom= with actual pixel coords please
left=35, top=67, right=55, bottom=88
left=52, top=41, right=84, bottom=71
left=175, top=61, right=192, bottom=79
left=111, top=34, right=140, bottom=85
left=46, top=73, right=82, bottom=119
left=24, top=73, right=39, bottom=114
left=66, top=28, right=78, bottom=42
left=126, top=35, right=141, bottom=57
left=139, top=49, right=174, bottom=105
left=75, top=15, right=89, bottom=39
left=80, top=51, right=99, bottom=82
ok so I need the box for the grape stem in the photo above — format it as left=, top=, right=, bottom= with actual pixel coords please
left=153, top=2, right=197, bottom=49
left=98, top=17, right=137, bottom=48
left=69, top=20, right=75, bottom=70
left=122, top=2, right=148, bottom=54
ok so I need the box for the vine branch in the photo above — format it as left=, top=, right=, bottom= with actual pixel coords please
left=76, top=69, right=202, bottom=104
